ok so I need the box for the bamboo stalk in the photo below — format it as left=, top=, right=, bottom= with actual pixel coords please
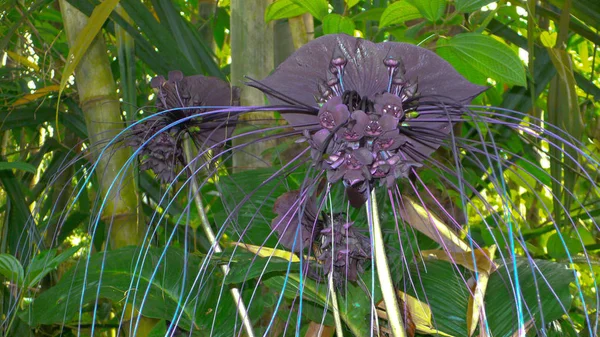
left=59, top=3, right=157, bottom=336
left=59, top=0, right=141, bottom=248
left=230, top=0, right=275, bottom=171
left=182, top=137, right=255, bottom=337
left=368, top=190, right=406, bottom=337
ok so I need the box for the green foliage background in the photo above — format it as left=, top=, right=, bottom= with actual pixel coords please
left=0, top=0, right=599, bottom=336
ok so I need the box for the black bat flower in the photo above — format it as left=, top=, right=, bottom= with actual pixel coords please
left=250, top=34, right=486, bottom=206
left=127, top=71, right=240, bottom=183
left=271, top=190, right=370, bottom=288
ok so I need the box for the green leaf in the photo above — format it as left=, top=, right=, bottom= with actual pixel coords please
left=405, top=258, right=574, bottom=337
left=291, top=0, right=329, bottom=20
left=379, top=1, right=422, bottom=27
left=22, top=246, right=235, bottom=334
left=263, top=273, right=374, bottom=336
left=345, top=0, right=360, bottom=9
left=0, top=254, right=25, bottom=285
left=406, top=260, right=470, bottom=336
left=322, top=13, right=355, bottom=35
left=147, top=320, right=167, bottom=337
left=0, top=161, right=36, bottom=173
left=455, top=0, right=497, bottom=13
left=351, top=8, right=384, bottom=21
left=223, top=250, right=300, bottom=284
left=485, top=259, right=573, bottom=337
left=408, top=0, right=446, bottom=22
left=25, top=245, right=81, bottom=287
left=265, top=0, right=308, bottom=22
left=546, top=232, right=582, bottom=259
left=436, top=33, right=526, bottom=86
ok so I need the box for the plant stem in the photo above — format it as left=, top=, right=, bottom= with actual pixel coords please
left=328, top=265, right=344, bottom=337
left=326, top=192, right=344, bottom=337
left=182, top=136, right=255, bottom=337
left=368, top=190, right=406, bottom=337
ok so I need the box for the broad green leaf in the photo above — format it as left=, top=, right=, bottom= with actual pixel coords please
left=0, top=254, right=25, bottom=285
left=546, top=232, right=582, bottom=259
left=408, top=0, right=446, bottom=22
left=291, top=0, right=329, bottom=20
left=405, top=258, right=574, bottom=337
left=455, top=0, right=497, bottom=13
left=0, top=161, right=36, bottom=173
left=436, top=33, right=527, bottom=86
left=222, top=250, right=300, bottom=284
left=379, top=1, right=422, bottom=27
left=265, top=0, right=308, bottom=22
left=214, top=166, right=308, bottom=247
left=352, top=8, right=384, bottom=21
left=22, top=246, right=235, bottom=334
left=484, top=259, right=573, bottom=337
left=263, top=273, right=375, bottom=336
left=322, top=13, right=355, bottom=35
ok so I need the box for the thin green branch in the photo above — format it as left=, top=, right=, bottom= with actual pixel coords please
left=182, top=136, right=255, bottom=337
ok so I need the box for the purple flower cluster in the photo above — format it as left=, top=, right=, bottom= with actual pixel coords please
left=317, top=213, right=370, bottom=287
left=128, top=71, right=239, bottom=183
left=253, top=34, right=486, bottom=206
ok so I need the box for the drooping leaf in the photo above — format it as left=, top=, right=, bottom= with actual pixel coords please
left=59, top=0, right=120, bottom=97
left=291, top=0, right=329, bottom=20
left=322, top=13, right=355, bottom=35
left=0, top=254, right=25, bottom=286
left=456, top=0, right=497, bottom=13
left=0, top=161, right=36, bottom=173
left=436, top=33, right=526, bottom=86
left=379, top=1, right=422, bottom=27
left=408, top=0, right=446, bottom=22
left=265, top=0, right=308, bottom=22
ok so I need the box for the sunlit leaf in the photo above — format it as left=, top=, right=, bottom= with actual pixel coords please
left=455, top=0, right=497, bottom=13
left=264, top=0, right=307, bottom=22
left=379, top=1, right=422, bottom=27
left=291, top=0, right=329, bottom=20
left=322, top=13, right=355, bottom=35
left=408, top=0, right=445, bottom=22
left=437, top=33, right=527, bottom=86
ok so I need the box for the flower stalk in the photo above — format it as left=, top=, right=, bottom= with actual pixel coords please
left=182, top=136, right=255, bottom=337
left=368, top=189, right=406, bottom=337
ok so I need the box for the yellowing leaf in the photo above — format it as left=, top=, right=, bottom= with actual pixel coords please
left=231, top=242, right=303, bottom=262
left=465, top=245, right=497, bottom=336
left=11, top=85, right=60, bottom=107
left=400, top=196, right=471, bottom=252
left=540, top=31, right=557, bottom=48
left=58, top=0, right=120, bottom=102
left=6, top=51, right=39, bottom=71
left=377, top=292, right=456, bottom=337
left=420, top=246, right=498, bottom=273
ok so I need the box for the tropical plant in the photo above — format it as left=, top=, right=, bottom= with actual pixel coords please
left=0, top=1, right=599, bottom=337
